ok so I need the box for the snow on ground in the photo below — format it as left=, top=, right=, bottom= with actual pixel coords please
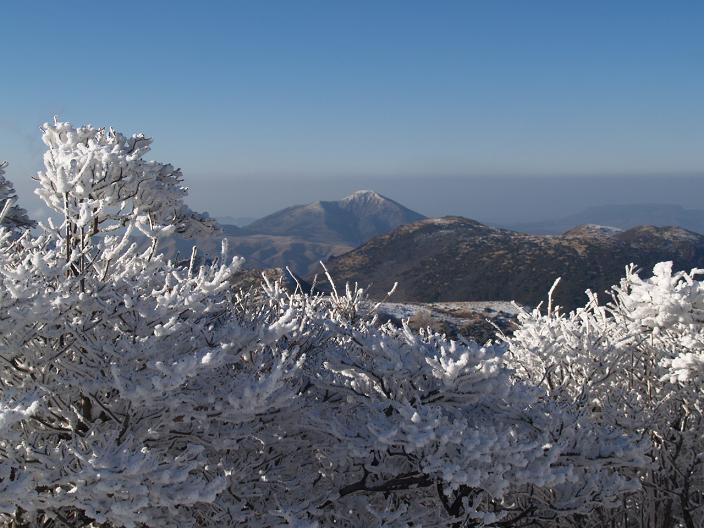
left=369, top=300, right=522, bottom=342
left=581, top=224, right=624, bottom=235
left=373, top=301, right=521, bottom=320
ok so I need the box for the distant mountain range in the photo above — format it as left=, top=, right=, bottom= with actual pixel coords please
left=238, top=190, right=424, bottom=245
left=161, top=194, right=704, bottom=310
left=319, top=217, right=704, bottom=310
left=504, top=204, right=704, bottom=235
left=218, top=191, right=425, bottom=275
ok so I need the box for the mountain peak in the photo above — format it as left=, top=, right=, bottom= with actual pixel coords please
left=232, top=191, right=425, bottom=274
left=341, top=189, right=386, bottom=203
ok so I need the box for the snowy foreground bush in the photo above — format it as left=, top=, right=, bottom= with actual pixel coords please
left=505, top=265, right=704, bottom=528
left=0, top=121, right=701, bottom=527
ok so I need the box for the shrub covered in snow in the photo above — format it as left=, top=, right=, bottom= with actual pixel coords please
left=505, top=263, right=704, bottom=527
left=0, top=120, right=697, bottom=527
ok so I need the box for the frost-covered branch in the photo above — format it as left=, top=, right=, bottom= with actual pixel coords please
left=504, top=261, right=704, bottom=527
left=0, top=161, right=35, bottom=231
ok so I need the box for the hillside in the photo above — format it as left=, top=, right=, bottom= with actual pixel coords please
left=320, top=217, right=704, bottom=310
left=374, top=301, right=520, bottom=343
left=225, top=234, right=351, bottom=275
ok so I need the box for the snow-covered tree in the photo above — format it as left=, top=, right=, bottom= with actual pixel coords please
left=0, top=119, right=649, bottom=527
left=34, top=119, right=218, bottom=245
left=504, top=263, right=704, bottom=527
left=0, top=161, right=35, bottom=231
left=282, top=281, right=646, bottom=526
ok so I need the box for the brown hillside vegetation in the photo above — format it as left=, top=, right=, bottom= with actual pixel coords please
left=319, top=217, right=704, bottom=310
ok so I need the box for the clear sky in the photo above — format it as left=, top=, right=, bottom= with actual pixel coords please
left=1, top=1, right=702, bottom=219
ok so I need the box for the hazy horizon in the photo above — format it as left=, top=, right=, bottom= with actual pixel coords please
left=187, top=173, right=704, bottom=226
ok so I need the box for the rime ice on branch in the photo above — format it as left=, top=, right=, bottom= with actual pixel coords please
left=505, top=261, right=704, bottom=527
left=0, top=161, right=35, bottom=231
left=34, top=119, right=219, bottom=242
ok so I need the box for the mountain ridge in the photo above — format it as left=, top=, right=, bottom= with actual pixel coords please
left=320, top=216, right=704, bottom=310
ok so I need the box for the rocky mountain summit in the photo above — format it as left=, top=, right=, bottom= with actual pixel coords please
left=320, top=216, right=704, bottom=310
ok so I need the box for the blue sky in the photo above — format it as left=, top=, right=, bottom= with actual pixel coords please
left=1, top=1, right=702, bottom=218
